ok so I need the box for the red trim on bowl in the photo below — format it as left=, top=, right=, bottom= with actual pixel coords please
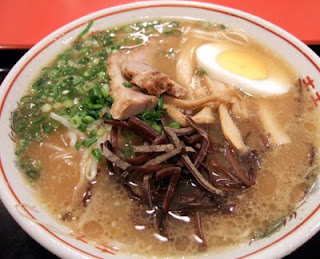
left=0, top=2, right=319, bottom=258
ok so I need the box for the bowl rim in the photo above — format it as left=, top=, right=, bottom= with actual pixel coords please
left=0, top=1, right=320, bottom=258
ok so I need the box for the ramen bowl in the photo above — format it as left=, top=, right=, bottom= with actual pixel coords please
left=0, top=1, right=320, bottom=258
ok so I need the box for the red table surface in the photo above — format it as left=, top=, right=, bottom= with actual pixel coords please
left=0, top=0, right=320, bottom=49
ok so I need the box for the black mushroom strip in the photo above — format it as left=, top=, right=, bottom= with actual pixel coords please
left=186, top=116, right=210, bottom=168
left=103, top=143, right=132, bottom=171
left=192, top=212, right=208, bottom=249
left=111, top=126, right=120, bottom=155
left=181, top=154, right=223, bottom=195
left=127, top=116, right=160, bottom=143
left=82, top=181, right=94, bottom=207
left=104, top=119, right=130, bottom=129
left=172, top=127, right=195, bottom=136
left=133, top=144, right=174, bottom=153
left=156, top=167, right=181, bottom=212
left=308, top=143, right=315, bottom=167
left=102, top=114, right=261, bottom=247
left=144, top=148, right=182, bottom=166
left=126, top=133, right=168, bottom=166
left=143, top=174, right=153, bottom=208
left=135, top=164, right=176, bottom=174
left=225, top=142, right=258, bottom=187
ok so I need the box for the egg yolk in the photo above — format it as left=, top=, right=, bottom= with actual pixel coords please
left=217, top=50, right=268, bottom=80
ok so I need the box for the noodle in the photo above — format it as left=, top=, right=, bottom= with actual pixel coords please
left=189, top=28, right=249, bottom=45
left=72, top=147, right=91, bottom=204
left=50, top=112, right=87, bottom=139
left=68, top=131, right=78, bottom=148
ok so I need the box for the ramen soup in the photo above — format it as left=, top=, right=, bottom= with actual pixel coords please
left=12, top=19, right=319, bottom=256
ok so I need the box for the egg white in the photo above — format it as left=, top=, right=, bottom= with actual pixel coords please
left=196, top=43, right=291, bottom=96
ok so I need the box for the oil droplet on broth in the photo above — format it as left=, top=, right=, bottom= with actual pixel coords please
left=290, top=183, right=308, bottom=203
left=82, top=220, right=104, bottom=239
left=304, top=122, right=316, bottom=132
left=257, top=170, right=277, bottom=195
left=174, top=235, right=190, bottom=251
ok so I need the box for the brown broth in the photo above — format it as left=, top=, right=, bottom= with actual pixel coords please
left=21, top=19, right=320, bottom=256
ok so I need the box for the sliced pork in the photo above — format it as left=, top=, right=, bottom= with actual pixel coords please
left=121, top=48, right=186, bottom=98
left=107, top=39, right=187, bottom=120
left=107, top=52, right=158, bottom=120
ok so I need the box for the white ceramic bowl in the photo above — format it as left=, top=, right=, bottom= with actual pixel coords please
left=1, top=1, right=320, bottom=258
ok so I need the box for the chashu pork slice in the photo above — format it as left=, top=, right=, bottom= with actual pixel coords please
left=108, top=52, right=158, bottom=120
left=120, top=42, right=187, bottom=98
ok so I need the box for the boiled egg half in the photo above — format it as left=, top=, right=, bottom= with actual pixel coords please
left=196, top=43, right=291, bottom=96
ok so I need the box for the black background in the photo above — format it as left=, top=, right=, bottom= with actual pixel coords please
left=0, top=47, right=319, bottom=258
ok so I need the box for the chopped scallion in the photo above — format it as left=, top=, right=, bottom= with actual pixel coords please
left=195, top=69, right=206, bottom=76
left=75, top=141, right=83, bottom=150
left=41, top=103, right=52, bottom=113
left=63, top=99, right=74, bottom=108
left=151, top=123, right=163, bottom=133
left=83, top=115, right=94, bottom=124
left=83, top=137, right=97, bottom=147
left=70, top=115, right=82, bottom=128
left=158, top=95, right=164, bottom=110
left=122, top=82, right=132, bottom=88
left=89, top=130, right=96, bottom=138
left=104, top=113, right=113, bottom=120
left=92, top=148, right=103, bottom=162
left=169, top=122, right=181, bottom=129
left=77, top=20, right=94, bottom=39
left=101, top=88, right=109, bottom=97
left=15, top=140, right=30, bottom=156
left=97, top=128, right=107, bottom=136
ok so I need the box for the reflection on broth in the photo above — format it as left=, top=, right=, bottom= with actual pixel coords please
left=12, top=19, right=319, bottom=256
